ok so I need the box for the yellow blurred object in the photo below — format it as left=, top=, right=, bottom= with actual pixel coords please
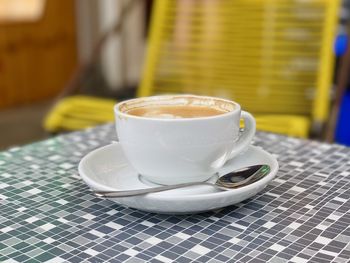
left=255, top=115, right=310, bottom=138
left=45, top=0, right=339, bottom=137
left=44, top=96, right=116, bottom=132
left=139, top=0, right=339, bottom=138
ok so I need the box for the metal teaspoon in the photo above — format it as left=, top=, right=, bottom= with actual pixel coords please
left=93, top=164, right=270, bottom=198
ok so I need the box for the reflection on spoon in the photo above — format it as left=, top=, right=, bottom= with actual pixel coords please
left=93, top=164, right=270, bottom=198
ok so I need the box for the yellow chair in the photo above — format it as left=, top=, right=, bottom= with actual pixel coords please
left=138, top=0, right=339, bottom=138
left=45, top=0, right=339, bottom=137
left=44, top=96, right=116, bottom=132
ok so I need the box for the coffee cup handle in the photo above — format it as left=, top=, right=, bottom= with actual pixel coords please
left=228, top=111, right=256, bottom=160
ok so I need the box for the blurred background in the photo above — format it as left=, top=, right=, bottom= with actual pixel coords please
left=0, top=0, right=350, bottom=150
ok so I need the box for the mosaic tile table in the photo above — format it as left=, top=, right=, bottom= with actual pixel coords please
left=1, top=124, right=350, bottom=263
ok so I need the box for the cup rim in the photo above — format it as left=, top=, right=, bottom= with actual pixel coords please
left=114, top=94, right=241, bottom=121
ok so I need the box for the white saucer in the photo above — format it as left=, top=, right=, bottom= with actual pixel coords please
left=78, top=143, right=279, bottom=214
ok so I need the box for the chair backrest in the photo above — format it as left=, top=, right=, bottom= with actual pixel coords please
left=139, top=0, right=339, bottom=124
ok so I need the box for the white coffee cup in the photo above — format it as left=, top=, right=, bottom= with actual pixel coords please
left=114, top=95, right=256, bottom=185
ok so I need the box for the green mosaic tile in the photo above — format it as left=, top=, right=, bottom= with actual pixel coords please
left=13, top=254, right=30, bottom=262
left=34, top=251, right=56, bottom=261
left=0, top=246, right=16, bottom=256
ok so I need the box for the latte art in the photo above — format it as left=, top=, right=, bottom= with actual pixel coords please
left=143, top=112, right=182, bottom=119
left=127, top=105, right=227, bottom=119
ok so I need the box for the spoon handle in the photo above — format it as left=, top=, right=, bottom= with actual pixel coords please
left=93, top=182, right=210, bottom=198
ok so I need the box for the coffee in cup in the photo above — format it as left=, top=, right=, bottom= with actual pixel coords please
left=126, top=104, right=228, bottom=119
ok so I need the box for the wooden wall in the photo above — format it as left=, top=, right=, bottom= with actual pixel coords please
left=0, top=0, right=77, bottom=109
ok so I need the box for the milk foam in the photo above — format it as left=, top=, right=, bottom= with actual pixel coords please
left=143, top=111, right=182, bottom=119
